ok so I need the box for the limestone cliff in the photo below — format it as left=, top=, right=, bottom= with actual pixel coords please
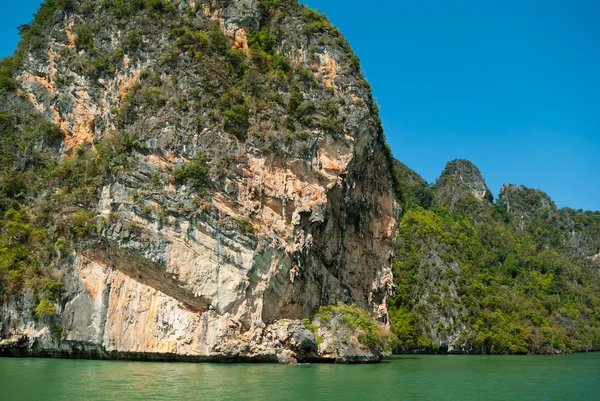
left=0, top=0, right=398, bottom=363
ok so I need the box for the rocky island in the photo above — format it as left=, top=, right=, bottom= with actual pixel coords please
left=0, top=0, right=398, bottom=364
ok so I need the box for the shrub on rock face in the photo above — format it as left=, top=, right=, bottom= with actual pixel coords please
left=34, top=298, right=56, bottom=318
left=72, top=25, right=94, bottom=51
left=223, top=104, right=250, bottom=140
left=248, top=30, right=276, bottom=54
left=141, top=88, right=166, bottom=108
left=42, top=280, right=65, bottom=301
left=172, top=153, right=210, bottom=188
left=69, top=210, right=96, bottom=239
left=50, top=323, right=63, bottom=339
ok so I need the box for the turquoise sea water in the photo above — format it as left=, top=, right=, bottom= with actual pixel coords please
left=0, top=354, right=598, bottom=400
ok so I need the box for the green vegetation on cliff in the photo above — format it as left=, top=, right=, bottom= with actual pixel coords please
left=389, top=160, right=600, bottom=354
left=0, top=103, right=137, bottom=308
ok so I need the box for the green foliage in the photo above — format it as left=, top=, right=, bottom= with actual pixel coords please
left=347, top=52, right=361, bottom=72
left=0, top=96, right=142, bottom=300
left=100, top=0, right=143, bottom=19
left=100, top=0, right=175, bottom=20
left=301, top=6, right=332, bottom=34
left=0, top=110, right=78, bottom=300
left=141, top=87, right=166, bottom=107
left=123, top=31, right=142, bottom=49
left=318, top=116, right=343, bottom=132
left=146, top=0, right=175, bottom=12
left=208, top=24, right=229, bottom=56
left=41, top=280, right=64, bottom=301
left=37, top=121, right=65, bottom=143
left=34, top=298, right=56, bottom=318
left=287, top=86, right=303, bottom=114
left=295, top=100, right=315, bottom=125
left=247, top=48, right=270, bottom=73
left=92, top=48, right=124, bottom=75
left=296, top=68, right=314, bottom=84
left=227, top=48, right=247, bottom=75
left=273, top=54, right=291, bottom=74
left=50, top=144, right=104, bottom=206
left=248, top=30, right=276, bottom=55
left=172, top=153, right=210, bottom=188
left=222, top=104, right=249, bottom=140
left=0, top=57, right=20, bottom=92
left=68, top=210, right=96, bottom=239
left=302, top=318, right=318, bottom=334
left=175, top=28, right=209, bottom=48
left=0, top=209, right=32, bottom=296
left=50, top=323, right=63, bottom=339
left=66, top=27, right=123, bottom=78
left=171, top=21, right=230, bottom=60
left=72, top=25, right=94, bottom=51
left=53, top=0, right=75, bottom=9
left=388, top=304, right=420, bottom=349
left=258, top=0, right=300, bottom=19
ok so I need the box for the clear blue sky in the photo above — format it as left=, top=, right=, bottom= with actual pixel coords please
left=2, top=1, right=599, bottom=210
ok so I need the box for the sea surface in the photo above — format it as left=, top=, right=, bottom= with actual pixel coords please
left=1, top=353, right=598, bottom=400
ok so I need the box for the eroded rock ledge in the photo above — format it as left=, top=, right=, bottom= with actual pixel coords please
left=1, top=300, right=390, bottom=364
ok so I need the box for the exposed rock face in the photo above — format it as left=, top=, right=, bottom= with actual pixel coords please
left=497, top=184, right=556, bottom=232
left=497, top=184, right=600, bottom=257
left=400, top=249, right=469, bottom=353
left=0, top=0, right=397, bottom=363
left=434, top=159, right=491, bottom=208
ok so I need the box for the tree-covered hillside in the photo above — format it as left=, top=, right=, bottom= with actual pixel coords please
left=389, top=159, right=600, bottom=354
